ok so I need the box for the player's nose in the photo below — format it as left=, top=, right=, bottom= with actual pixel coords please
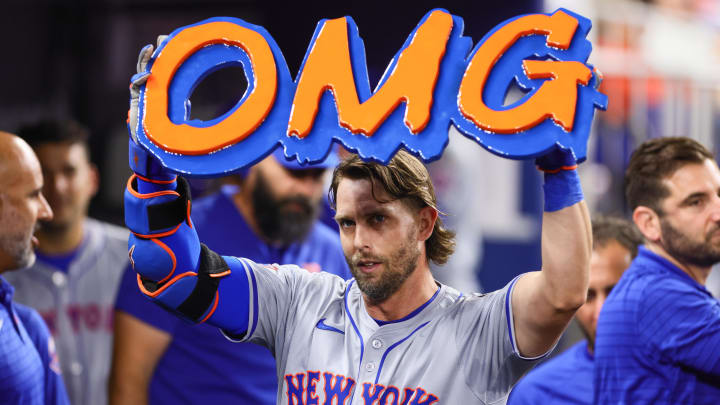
left=592, top=296, right=606, bottom=324
left=709, top=195, right=720, bottom=222
left=38, top=192, right=53, bottom=221
left=353, top=225, right=372, bottom=251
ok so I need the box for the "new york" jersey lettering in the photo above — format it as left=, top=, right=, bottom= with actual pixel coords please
left=284, top=371, right=439, bottom=405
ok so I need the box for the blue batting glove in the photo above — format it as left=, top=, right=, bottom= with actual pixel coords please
left=535, top=146, right=578, bottom=173
left=536, top=146, right=583, bottom=212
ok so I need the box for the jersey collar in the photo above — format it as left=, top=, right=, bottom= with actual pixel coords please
left=634, top=246, right=714, bottom=298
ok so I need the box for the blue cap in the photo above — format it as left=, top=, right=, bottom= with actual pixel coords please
left=272, top=146, right=339, bottom=171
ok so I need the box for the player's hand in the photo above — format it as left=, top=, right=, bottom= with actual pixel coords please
left=127, top=36, right=175, bottom=181
left=128, top=35, right=167, bottom=144
left=535, top=146, right=578, bottom=174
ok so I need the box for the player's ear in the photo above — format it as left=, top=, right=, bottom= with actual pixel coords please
left=416, top=206, right=438, bottom=242
left=88, top=163, right=100, bottom=197
left=633, top=206, right=661, bottom=242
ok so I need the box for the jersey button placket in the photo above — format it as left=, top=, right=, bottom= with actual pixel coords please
left=371, top=338, right=383, bottom=349
left=52, top=271, right=67, bottom=287
left=365, top=362, right=375, bottom=373
left=70, top=361, right=83, bottom=376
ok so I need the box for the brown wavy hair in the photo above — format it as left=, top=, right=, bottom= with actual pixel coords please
left=329, top=150, right=456, bottom=265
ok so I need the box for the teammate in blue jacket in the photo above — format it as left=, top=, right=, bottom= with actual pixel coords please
left=595, top=137, right=720, bottom=403
left=508, top=216, right=642, bottom=404
left=4, top=119, right=130, bottom=405
left=0, top=131, right=69, bottom=405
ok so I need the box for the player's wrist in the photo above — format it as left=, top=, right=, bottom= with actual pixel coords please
left=542, top=168, right=583, bottom=212
left=129, top=139, right=177, bottom=193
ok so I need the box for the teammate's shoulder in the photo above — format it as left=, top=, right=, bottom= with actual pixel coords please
left=86, top=217, right=129, bottom=241
left=192, top=188, right=224, bottom=210
left=510, top=342, right=591, bottom=403
left=13, top=303, right=49, bottom=336
left=308, top=220, right=341, bottom=245
left=621, top=265, right=705, bottom=304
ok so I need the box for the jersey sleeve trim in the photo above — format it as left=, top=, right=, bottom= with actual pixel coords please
left=221, top=258, right=258, bottom=343
left=247, top=259, right=260, bottom=338
left=506, top=275, right=555, bottom=361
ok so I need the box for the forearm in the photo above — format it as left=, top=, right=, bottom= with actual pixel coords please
left=109, top=380, right=149, bottom=405
left=511, top=165, right=591, bottom=357
left=109, top=311, right=167, bottom=405
left=540, top=199, right=591, bottom=312
left=125, top=141, right=249, bottom=334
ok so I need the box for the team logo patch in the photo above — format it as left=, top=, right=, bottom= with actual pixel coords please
left=48, top=336, right=61, bottom=375
left=302, top=262, right=322, bottom=273
left=128, top=245, right=136, bottom=270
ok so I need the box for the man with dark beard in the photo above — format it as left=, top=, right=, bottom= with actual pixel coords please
left=594, top=137, right=720, bottom=404
left=508, top=216, right=642, bottom=404
left=111, top=148, right=351, bottom=405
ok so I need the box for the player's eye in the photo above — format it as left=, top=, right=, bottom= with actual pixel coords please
left=338, top=219, right=355, bottom=229
left=586, top=290, right=595, bottom=303
left=62, top=166, right=77, bottom=177
left=371, top=215, right=385, bottom=224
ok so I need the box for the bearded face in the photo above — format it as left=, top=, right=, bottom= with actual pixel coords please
left=660, top=217, right=720, bottom=268
left=251, top=170, right=319, bottom=246
left=0, top=195, right=39, bottom=270
left=347, top=221, right=420, bottom=304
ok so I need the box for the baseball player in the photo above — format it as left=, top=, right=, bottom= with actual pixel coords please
left=111, top=148, right=351, bottom=405
left=123, top=41, right=591, bottom=403
left=0, top=131, right=69, bottom=405
left=4, top=120, right=130, bottom=405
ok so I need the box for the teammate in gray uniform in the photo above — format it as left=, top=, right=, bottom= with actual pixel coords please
left=4, top=120, right=129, bottom=405
left=123, top=41, right=591, bottom=404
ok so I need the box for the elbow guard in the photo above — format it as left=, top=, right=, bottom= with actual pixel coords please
left=124, top=173, right=234, bottom=324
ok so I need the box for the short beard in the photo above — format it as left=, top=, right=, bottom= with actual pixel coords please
left=0, top=215, right=37, bottom=271
left=661, top=219, right=720, bottom=268
left=38, top=218, right=71, bottom=237
left=349, top=229, right=420, bottom=305
left=252, top=171, right=318, bottom=246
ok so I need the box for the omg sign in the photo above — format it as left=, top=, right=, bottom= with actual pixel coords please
left=131, top=8, right=607, bottom=177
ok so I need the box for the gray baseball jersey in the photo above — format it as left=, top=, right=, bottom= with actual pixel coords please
left=4, top=219, right=129, bottom=405
left=224, top=257, right=544, bottom=405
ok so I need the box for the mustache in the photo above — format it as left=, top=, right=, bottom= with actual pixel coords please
left=708, top=225, right=720, bottom=238
left=278, top=196, right=313, bottom=213
left=350, top=253, right=385, bottom=266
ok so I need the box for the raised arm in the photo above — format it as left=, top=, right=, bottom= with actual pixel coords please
left=510, top=148, right=592, bottom=358
left=123, top=42, right=250, bottom=336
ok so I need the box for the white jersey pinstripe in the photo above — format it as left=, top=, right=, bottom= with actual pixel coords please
left=4, top=218, right=129, bottom=405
